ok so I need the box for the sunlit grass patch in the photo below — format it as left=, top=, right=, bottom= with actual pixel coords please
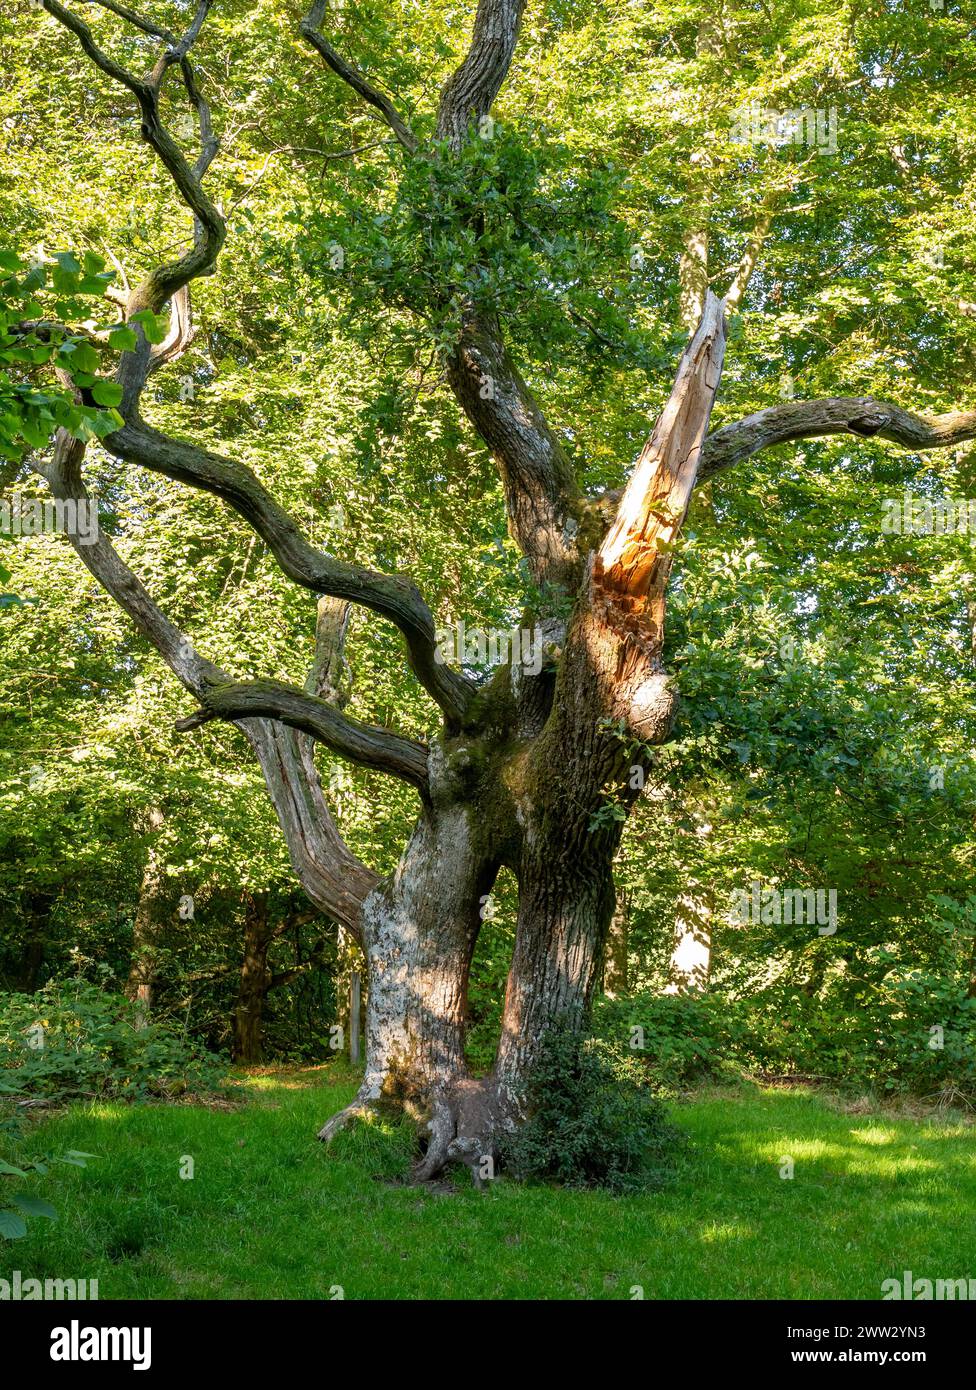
left=3, top=1067, right=974, bottom=1300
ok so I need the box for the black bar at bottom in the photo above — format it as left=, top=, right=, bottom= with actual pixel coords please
left=5, top=1297, right=969, bottom=1373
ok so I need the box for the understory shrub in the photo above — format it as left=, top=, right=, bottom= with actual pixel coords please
left=594, top=991, right=742, bottom=1087
left=0, top=979, right=231, bottom=1103
left=729, top=973, right=976, bottom=1099
left=595, top=976, right=976, bottom=1103
left=499, top=1024, right=681, bottom=1193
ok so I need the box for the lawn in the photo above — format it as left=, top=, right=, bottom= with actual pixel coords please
left=4, top=1066, right=975, bottom=1300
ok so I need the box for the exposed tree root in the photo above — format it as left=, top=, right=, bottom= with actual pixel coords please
left=316, top=1094, right=383, bottom=1144
left=318, top=1072, right=520, bottom=1188
left=411, top=1077, right=516, bottom=1188
left=413, top=1096, right=458, bottom=1183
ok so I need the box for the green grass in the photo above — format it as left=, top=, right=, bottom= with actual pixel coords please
left=4, top=1065, right=975, bottom=1299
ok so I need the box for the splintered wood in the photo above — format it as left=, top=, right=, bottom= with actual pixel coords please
left=593, top=290, right=727, bottom=650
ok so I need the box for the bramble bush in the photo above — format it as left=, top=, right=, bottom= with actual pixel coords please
left=594, top=977, right=976, bottom=1102
left=498, top=1024, right=680, bottom=1194
left=0, top=979, right=231, bottom=1104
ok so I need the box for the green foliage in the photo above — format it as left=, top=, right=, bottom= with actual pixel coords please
left=596, top=959, right=976, bottom=1103
left=0, top=248, right=136, bottom=460
left=0, top=1186, right=58, bottom=1241
left=595, top=991, right=742, bottom=1089
left=0, top=980, right=231, bottom=1104
left=296, top=125, right=651, bottom=372
left=728, top=966, right=976, bottom=1100
left=0, top=1100, right=92, bottom=1241
left=499, top=1024, right=680, bottom=1194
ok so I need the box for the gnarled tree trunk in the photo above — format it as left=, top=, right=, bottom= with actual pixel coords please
left=233, top=892, right=273, bottom=1064
left=317, top=294, right=727, bottom=1175
left=39, top=0, right=973, bottom=1185
left=126, top=807, right=169, bottom=1027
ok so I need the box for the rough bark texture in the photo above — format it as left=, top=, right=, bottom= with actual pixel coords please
left=233, top=892, right=273, bottom=1064
left=34, top=0, right=976, bottom=1187
left=126, top=808, right=170, bottom=1027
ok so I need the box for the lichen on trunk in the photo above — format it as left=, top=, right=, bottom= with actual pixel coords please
left=312, top=296, right=728, bottom=1184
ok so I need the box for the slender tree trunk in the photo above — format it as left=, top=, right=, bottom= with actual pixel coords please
left=603, top=889, right=630, bottom=994
left=334, top=924, right=365, bottom=1063
left=127, top=808, right=168, bottom=1026
left=664, top=892, right=712, bottom=994
left=21, top=889, right=54, bottom=991
left=233, top=892, right=273, bottom=1064
left=349, top=969, right=362, bottom=1063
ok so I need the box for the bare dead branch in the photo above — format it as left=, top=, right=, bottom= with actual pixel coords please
left=596, top=290, right=727, bottom=641
left=176, top=678, right=431, bottom=796
left=300, top=0, right=419, bottom=154
left=700, top=397, right=976, bottom=480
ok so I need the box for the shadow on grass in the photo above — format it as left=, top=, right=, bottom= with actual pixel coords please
left=3, top=1075, right=974, bottom=1299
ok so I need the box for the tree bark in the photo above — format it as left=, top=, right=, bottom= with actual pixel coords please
left=233, top=892, right=273, bottom=1064
left=21, top=889, right=55, bottom=992
left=126, top=808, right=169, bottom=1026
